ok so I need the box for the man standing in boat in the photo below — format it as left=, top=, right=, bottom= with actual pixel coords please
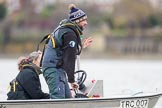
left=41, top=4, right=92, bottom=99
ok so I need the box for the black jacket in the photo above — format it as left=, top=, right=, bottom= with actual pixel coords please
left=42, top=19, right=82, bottom=83
left=7, top=65, right=50, bottom=100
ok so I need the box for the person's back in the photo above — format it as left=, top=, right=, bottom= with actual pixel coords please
left=7, top=51, right=50, bottom=100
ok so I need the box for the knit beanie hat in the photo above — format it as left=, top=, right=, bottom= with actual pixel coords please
left=68, top=4, right=87, bottom=23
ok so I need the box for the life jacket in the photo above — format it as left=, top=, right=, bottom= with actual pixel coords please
left=37, top=19, right=83, bottom=68
left=7, top=64, right=39, bottom=100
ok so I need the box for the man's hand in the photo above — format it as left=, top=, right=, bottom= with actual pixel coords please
left=70, top=82, right=79, bottom=90
left=82, top=37, right=93, bottom=49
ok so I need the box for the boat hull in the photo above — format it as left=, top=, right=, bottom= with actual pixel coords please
left=0, top=93, right=161, bottom=108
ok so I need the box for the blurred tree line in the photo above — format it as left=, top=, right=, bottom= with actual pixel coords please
left=0, top=0, right=162, bottom=56
left=106, top=0, right=162, bottom=37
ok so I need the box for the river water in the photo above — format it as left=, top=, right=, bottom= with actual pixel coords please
left=0, top=59, right=162, bottom=108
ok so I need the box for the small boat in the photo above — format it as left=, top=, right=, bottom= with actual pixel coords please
left=0, top=80, right=161, bottom=108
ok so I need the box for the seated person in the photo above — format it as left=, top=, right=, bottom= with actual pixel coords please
left=7, top=51, right=50, bottom=100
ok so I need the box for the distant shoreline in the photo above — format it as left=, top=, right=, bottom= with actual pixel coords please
left=1, top=53, right=162, bottom=60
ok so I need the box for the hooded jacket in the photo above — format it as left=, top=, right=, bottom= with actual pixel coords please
left=7, top=64, right=50, bottom=100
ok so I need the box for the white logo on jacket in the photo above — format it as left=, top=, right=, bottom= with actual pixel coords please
left=69, top=41, right=75, bottom=47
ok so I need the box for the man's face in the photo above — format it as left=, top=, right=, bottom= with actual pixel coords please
left=77, top=19, right=87, bottom=30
